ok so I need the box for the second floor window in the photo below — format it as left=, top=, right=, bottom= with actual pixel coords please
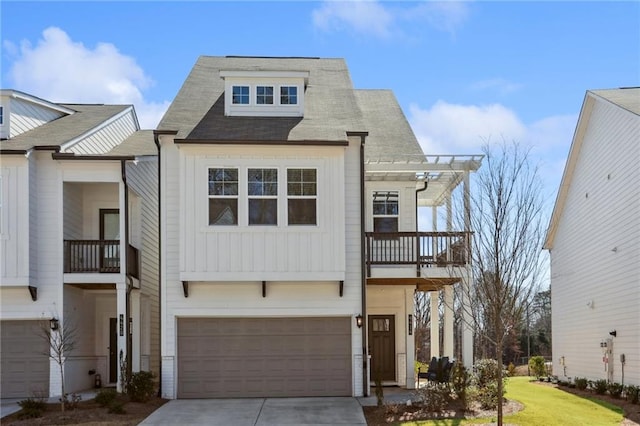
left=232, top=86, right=250, bottom=104
left=209, top=168, right=239, bottom=225
left=287, top=168, right=317, bottom=225
left=248, top=168, right=277, bottom=225
left=0, top=106, right=4, bottom=125
left=373, top=191, right=398, bottom=233
left=256, top=86, right=274, bottom=104
left=280, top=86, right=298, bottom=105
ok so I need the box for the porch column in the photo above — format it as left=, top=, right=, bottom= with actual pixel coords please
left=131, top=290, right=141, bottom=372
left=443, top=285, right=454, bottom=358
left=430, top=291, right=440, bottom=358
left=462, top=172, right=474, bottom=368
left=405, top=288, right=415, bottom=389
left=446, top=191, right=452, bottom=232
left=116, top=281, right=128, bottom=392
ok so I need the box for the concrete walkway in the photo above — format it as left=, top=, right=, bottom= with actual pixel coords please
left=139, top=397, right=367, bottom=426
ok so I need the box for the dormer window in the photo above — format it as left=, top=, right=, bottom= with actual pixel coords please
left=256, top=86, right=274, bottom=105
left=232, top=86, right=250, bottom=105
left=280, top=87, right=298, bottom=105
left=221, top=70, right=308, bottom=117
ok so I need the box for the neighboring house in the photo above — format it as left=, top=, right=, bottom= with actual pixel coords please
left=544, top=88, right=640, bottom=386
left=0, top=90, right=159, bottom=398
left=155, top=56, right=481, bottom=399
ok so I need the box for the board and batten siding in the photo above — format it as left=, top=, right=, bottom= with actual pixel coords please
left=5, top=97, right=66, bottom=138
left=551, top=97, right=640, bottom=386
left=178, top=145, right=346, bottom=282
left=67, top=110, right=138, bottom=155
left=0, top=156, right=30, bottom=285
left=126, top=158, right=160, bottom=375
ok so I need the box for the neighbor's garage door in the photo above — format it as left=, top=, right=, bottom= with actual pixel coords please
left=177, top=317, right=352, bottom=398
left=1, top=321, right=50, bottom=398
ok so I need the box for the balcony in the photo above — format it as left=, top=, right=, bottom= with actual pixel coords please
left=365, top=231, right=470, bottom=277
left=63, top=240, right=140, bottom=279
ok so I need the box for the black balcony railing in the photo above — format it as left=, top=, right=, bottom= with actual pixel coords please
left=364, top=231, right=470, bottom=276
left=64, top=240, right=140, bottom=277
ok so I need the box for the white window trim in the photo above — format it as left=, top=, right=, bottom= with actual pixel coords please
left=286, top=167, right=318, bottom=226
left=247, top=168, right=278, bottom=226
left=372, top=190, right=400, bottom=233
left=208, top=167, right=239, bottom=226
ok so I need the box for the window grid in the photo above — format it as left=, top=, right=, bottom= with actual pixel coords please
left=208, top=168, right=239, bottom=225
left=232, top=86, right=250, bottom=104
left=280, top=86, right=298, bottom=105
left=248, top=168, right=278, bottom=225
left=287, top=168, right=317, bottom=225
left=373, top=191, right=399, bottom=234
left=256, top=86, right=274, bottom=105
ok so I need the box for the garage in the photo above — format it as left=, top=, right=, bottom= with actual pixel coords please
left=177, top=317, right=352, bottom=398
left=1, top=320, right=50, bottom=398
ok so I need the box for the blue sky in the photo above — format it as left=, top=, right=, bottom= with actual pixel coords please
left=2, top=1, right=639, bottom=200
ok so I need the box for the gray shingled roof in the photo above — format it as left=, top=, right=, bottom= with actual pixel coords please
left=158, top=56, right=426, bottom=160
left=108, top=130, right=157, bottom=156
left=590, top=88, right=640, bottom=116
left=0, top=104, right=131, bottom=152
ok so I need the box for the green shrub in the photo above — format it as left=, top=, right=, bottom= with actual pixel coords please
left=127, top=371, right=156, bottom=402
left=417, top=382, right=451, bottom=413
left=108, top=400, right=126, bottom=414
left=17, top=397, right=46, bottom=419
left=607, top=382, right=623, bottom=398
left=574, top=377, right=588, bottom=390
left=528, top=356, right=547, bottom=378
left=506, top=362, right=516, bottom=377
left=472, top=359, right=506, bottom=410
left=625, top=385, right=639, bottom=404
left=95, top=388, right=118, bottom=407
left=592, top=379, right=608, bottom=395
left=450, top=363, right=471, bottom=401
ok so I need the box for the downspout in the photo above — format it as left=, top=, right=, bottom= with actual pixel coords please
left=415, top=178, right=428, bottom=276
left=121, top=160, right=133, bottom=383
left=153, top=132, right=162, bottom=397
left=359, top=135, right=368, bottom=397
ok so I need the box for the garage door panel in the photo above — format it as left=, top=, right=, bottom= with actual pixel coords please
left=177, top=317, right=352, bottom=398
left=1, top=321, right=50, bottom=398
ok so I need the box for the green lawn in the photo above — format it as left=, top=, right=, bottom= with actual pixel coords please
left=402, top=376, right=624, bottom=426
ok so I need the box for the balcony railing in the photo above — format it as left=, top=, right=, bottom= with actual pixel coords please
left=365, top=231, right=470, bottom=276
left=64, top=240, right=140, bottom=278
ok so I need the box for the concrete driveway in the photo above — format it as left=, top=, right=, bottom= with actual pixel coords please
left=139, top=397, right=367, bottom=426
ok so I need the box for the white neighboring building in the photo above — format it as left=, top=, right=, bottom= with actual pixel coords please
left=544, top=87, right=640, bottom=386
left=0, top=90, right=159, bottom=398
left=155, top=56, right=481, bottom=399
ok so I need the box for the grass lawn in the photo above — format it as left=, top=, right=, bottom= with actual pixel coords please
left=401, top=376, right=624, bottom=426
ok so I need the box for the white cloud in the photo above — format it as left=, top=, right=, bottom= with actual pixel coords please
left=4, top=27, right=167, bottom=129
left=312, top=0, right=470, bottom=38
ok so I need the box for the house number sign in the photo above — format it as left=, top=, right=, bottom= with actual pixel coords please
left=119, top=314, right=124, bottom=336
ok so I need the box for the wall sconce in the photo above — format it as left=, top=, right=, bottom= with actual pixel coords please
left=50, top=318, right=59, bottom=331
left=609, top=330, right=617, bottom=337
left=355, top=314, right=363, bottom=328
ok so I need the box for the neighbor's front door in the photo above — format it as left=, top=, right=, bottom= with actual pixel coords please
left=369, top=315, right=395, bottom=382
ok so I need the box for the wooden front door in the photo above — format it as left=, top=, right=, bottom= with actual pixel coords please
left=369, top=315, right=395, bottom=382
left=109, top=318, right=118, bottom=383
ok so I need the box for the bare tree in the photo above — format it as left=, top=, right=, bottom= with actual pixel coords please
left=39, top=315, right=77, bottom=412
left=456, top=142, right=547, bottom=425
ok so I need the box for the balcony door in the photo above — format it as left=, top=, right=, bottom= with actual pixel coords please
left=369, top=315, right=396, bottom=382
left=100, top=209, right=120, bottom=272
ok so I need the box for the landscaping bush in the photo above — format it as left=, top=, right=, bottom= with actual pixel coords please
left=472, top=359, right=506, bottom=410
left=17, top=397, right=46, bottom=419
left=127, top=371, right=156, bottom=402
left=607, top=382, right=623, bottom=398
left=108, top=400, right=126, bottom=414
left=592, top=379, right=608, bottom=395
left=574, top=377, right=588, bottom=390
left=95, top=388, right=118, bottom=407
left=416, top=382, right=451, bottom=413
left=507, top=362, right=516, bottom=377
left=62, top=393, right=82, bottom=410
left=450, top=362, right=471, bottom=408
left=528, top=355, right=547, bottom=379
left=625, top=385, right=639, bottom=404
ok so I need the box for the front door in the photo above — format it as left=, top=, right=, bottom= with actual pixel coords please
left=369, top=315, right=395, bottom=382
left=109, top=318, right=118, bottom=383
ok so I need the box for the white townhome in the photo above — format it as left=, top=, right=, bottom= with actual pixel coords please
left=0, top=90, right=159, bottom=398
left=155, top=56, right=481, bottom=399
left=544, top=87, right=639, bottom=386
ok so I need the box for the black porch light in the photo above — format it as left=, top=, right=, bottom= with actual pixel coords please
left=355, top=314, right=363, bottom=328
left=50, top=318, right=59, bottom=331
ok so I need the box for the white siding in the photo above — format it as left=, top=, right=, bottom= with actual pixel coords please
left=178, top=145, right=346, bottom=282
left=63, top=183, right=83, bottom=240
left=68, top=110, right=138, bottom=155
left=551, top=98, right=640, bottom=386
left=6, top=97, right=66, bottom=138
left=0, top=156, right=30, bottom=285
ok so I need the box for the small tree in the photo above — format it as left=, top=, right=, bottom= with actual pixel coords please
left=528, top=355, right=547, bottom=378
left=39, top=316, right=77, bottom=412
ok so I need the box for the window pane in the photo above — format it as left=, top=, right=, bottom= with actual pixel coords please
left=209, top=168, right=238, bottom=195
left=302, top=183, right=316, bottom=196
left=288, top=199, right=316, bottom=225
left=248, top=168, right=278, bottom=196
left=232, top=86, right=249, bottom=104
left=257, top=86, right=274, bottom=105
left=209, top=199, right=238, bottom=225
left=287, top=182, right=301, bottom=196
left=223, top=182, right=238, bottom=196
left=302, top=169, right=316, bottom=181
left=249, top=199, right=277, bottom=225
left=280, top=86, right=298, bottom=105
left=248, top=182, right=262, bottom=196
left=287, top=168, right=301, bottom=181
left=373, top=201, right=386, bottom=215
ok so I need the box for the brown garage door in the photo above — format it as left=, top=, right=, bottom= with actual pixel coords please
left=177, top=317, right=352, bottom=398
left=1, top=321, right=50, bottom=398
